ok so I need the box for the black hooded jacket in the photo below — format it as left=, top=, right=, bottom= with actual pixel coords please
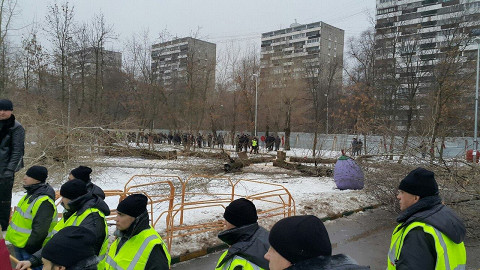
left=0, top=115, right=24, bottom=177
left=21, top=183, right=56, bottom=254
left=393, top=195, right=466, bottom=270
left=113, top=211, right=169, bottom=270
left=285, top=254, right=370, bottom=270
left=217, top=223, right=270, bottom=269
left=29, top=191, right=110, bottom=267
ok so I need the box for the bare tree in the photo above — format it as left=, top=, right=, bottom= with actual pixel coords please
left=304, top=57, right=342, bottom=157
left=0, top=0, right=17, bottom=95
left=44, top=1, right=75, bottom=104
left=88, top=13, right=115, bottom=114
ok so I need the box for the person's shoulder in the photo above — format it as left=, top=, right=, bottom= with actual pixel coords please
left=12, top=120, right=24, bottom=130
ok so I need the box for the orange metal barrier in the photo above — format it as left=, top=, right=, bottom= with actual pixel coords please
left=13, top=174, right=295, bottom=254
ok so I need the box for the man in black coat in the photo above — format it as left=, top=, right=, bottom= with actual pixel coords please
left=265, top=215, right=369, bottom=270
left=216, top=198, right=270, bottom=270
left=387, top=168, right=466, bottom=269
left=69, top=165, right=105, bottom=199
left=0, top=99, right=25, bottom=231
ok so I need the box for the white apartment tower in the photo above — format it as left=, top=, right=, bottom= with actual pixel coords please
left=151, top=37, right=216, bottom=89
left=260, top=21, right=344, bottom=84
left=376, top=0, right=480, bottom=130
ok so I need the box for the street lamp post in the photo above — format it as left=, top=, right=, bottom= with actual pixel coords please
left=325, top=93, right=329, bottom=135
left=472, top=30, right=480, bottom=163
left=253, top=74, right=259, bottom=137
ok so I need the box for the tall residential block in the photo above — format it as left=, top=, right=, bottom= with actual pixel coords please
left=151, top=37, right=216, bottom=89
left=376, top=0, right=480, bottom=130
left=260, top=21, right=344, bottom=85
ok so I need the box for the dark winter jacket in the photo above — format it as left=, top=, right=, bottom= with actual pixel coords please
left=22, top=183, right=56, bottom=254
left=87, top=182, right=106, bottom=200
left=217, top=223, right=270, bottom=269
left=0, top=116, right=24, bottom=178
left=30, top=191, right=110, bottom=267
left=286, top=254, right=370, bottom=270
left=114, top=210, right=169, bottom=270
left=393, top=195, right=466, bottom=270
left=68, top=256, right=99, bottom=270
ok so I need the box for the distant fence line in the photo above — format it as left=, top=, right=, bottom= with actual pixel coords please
left=100, top=128, right=473, bottom=159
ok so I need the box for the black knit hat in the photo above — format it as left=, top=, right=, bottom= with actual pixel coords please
left=117, top=194, right=148, bottom=218
left=0, top=99, right=13, bottom=111
left=223, top=198, right=258, bottom=227
left=26, top=166, right=48, bottom=183
left=269, top=215, right=332, bottom=264
left=60, top=179, right=88, bottom=200
left=70, top=166, right=92, bottom=183
left=399, top=167, right=438, bottom=198
left=42, top=226, right=96, bottom=267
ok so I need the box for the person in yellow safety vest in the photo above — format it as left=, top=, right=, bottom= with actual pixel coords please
left=104, top=194, right=171, bottom=270
left=264, top=215, right=368, bottom=270
left=41, top=226, right=99, bottom=269
left=387, top=167, right=466, bottom=270
left=215, top=198, right=270, bottom=270
left=16, top=179, right=110, bottom=270
left=6, top=166, right=57, bottom=270
left=250, top=138, right=258, bottom=154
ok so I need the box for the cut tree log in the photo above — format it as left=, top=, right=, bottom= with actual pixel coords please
left=289, top=156, right=337, bottom=164
left=273, top=160, right=333, bottom=177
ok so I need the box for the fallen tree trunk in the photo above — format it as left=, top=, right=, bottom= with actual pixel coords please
left=273, top=160, right=333, bottom=177
left=105, top=146, right=177, bottom=160
left=224, top=154, right=275, bottom=172
left=289, top=157, right=337, bottom=164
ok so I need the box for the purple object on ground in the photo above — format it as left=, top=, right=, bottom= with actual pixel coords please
left=333, top=156, right=364, bottom=190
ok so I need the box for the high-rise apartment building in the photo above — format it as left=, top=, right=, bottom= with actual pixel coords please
left=151, top=37, right=216, bottom=89
left=70, top=47, right=122, bottom=79
left=260, top=21, right=344, bottom=84
left=376, top=0, right=480, bottom=130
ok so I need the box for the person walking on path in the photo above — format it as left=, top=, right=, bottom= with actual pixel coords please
left=6, top=166, right=57, bottom=270
left=104, top=194, right=171, bottom=270
left=69, top=166, right=105, bottom=199
left=387, top=167, right=466, bottom=269
left=41, top=226, right=99, bottom=270
left=0, top=99, right=25, bottom=231
left=16, top=179, right=110, bottom=270
left=215, top=198, right=270, bottom=270
left=264, top=215, right=369, bottom=270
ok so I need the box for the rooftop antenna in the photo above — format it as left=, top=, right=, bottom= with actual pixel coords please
left=290, top=19, right=301, bottom=28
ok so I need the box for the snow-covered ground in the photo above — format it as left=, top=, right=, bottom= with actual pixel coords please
left=10, top=146, right=377, bottom=256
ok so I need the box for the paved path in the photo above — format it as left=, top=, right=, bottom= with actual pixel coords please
left=172, top=208, right=480, bottom=270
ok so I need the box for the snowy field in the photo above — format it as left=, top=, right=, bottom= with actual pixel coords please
left=10, top=146, right=377, bottom=256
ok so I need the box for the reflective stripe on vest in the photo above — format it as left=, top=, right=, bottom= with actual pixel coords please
left=53, top=208, right=109, bottom=270
left=5, top=195, right=57, bottom=248
left=104, top=227, right=171, bottom=270
left=215, top=251, right=264, bottom=270
left=387, top=222, right=466, bottom=270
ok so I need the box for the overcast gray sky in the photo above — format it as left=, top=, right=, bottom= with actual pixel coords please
left=14, top=0, right=375, bottom=56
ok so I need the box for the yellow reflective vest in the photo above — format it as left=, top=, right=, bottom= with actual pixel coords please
left=252, top=140, right=258, bottom=147
left=104, top=227, right=171, bottom=270
left=53, top=208, right=108, bottom=270
left=6, top=195, right=57, bottom=248
left=215, top=250, right=265, bottom=270
left=387, top=221, right=466, bottom=270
